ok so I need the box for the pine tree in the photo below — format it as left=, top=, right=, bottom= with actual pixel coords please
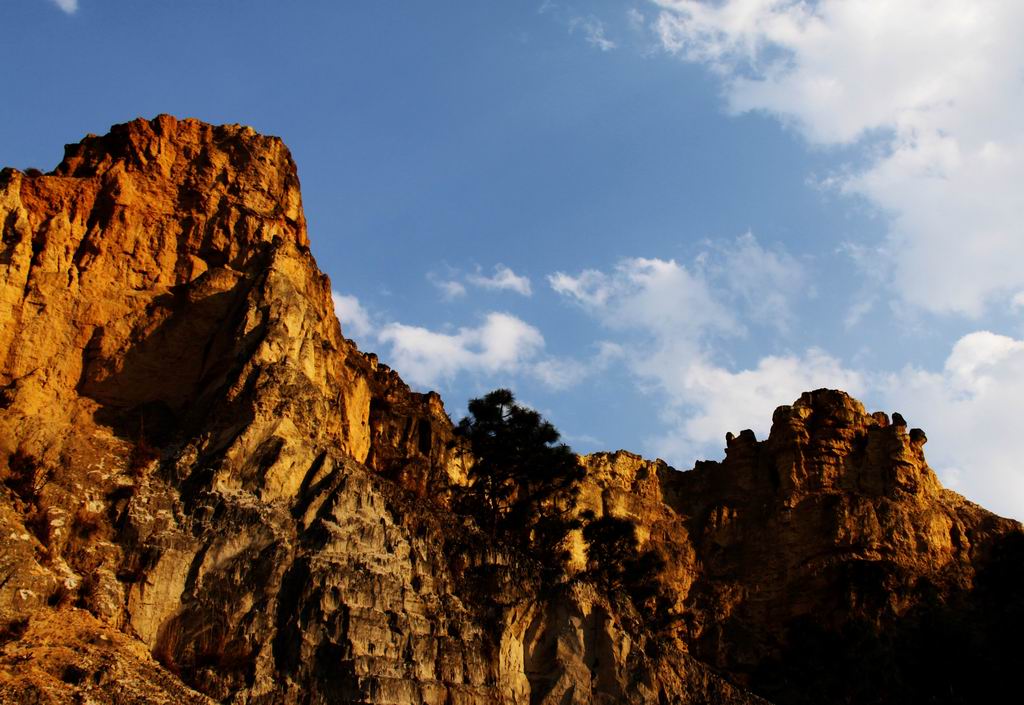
left=455, top=389, right=583, bottom=566
left=583, top=514, right=667, bottom=607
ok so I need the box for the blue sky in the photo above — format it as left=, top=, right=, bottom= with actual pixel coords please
left=3, top=1, right=1023, bottom=520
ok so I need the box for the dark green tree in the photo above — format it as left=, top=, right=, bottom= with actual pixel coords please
left=582, top=515, right=640, bottom=591
left=583, top=514, right=669, bottom=621
left=455, top=389, right=583, bottom=565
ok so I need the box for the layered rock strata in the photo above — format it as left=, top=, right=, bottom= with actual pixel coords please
left=0, top=117, right=1018, bottom=705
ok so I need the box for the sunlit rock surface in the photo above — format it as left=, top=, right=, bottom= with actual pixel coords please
left=0, top=117, right=1018, bottom=704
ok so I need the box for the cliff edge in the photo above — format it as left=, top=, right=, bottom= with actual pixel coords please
left=0, top=117, right=1019, bottom=705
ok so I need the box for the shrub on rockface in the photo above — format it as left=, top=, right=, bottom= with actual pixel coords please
left=452, top=389, right=677, bottom=632
left=582, top=514, right=669, bottom=614
left=454, top=389, right=583, bottom=585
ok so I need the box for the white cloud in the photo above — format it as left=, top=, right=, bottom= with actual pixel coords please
left=551, top=256, right=738, bottom=337
left=837, top=241, right=890, bottom=328
left=569, top=16, right=617, bottom=51
left=549, top=269, right=613, bottom=308
left=551, top=234, right=804, bottom=337
left=467, top=264, right=533, bottom=296
left=531, top=341, right=625, bottom=390
left=652, top=0, right=1024, bottom=316
left=332, top=292, right=372, bottom=339
left=562, top=432, right=605, bottom=447
left=330, top=288, right=603, bottom=392
left=530, top=356, right=587, bottom=390
left=550, top=248, right=852, bottom=465
left=51, top=0, right=78, bottom=13
left=704, top=231, right=807, bottom=331
left=885, top=331, right=1024, bottom=520
left=627, top=8, right=647, bottom=31
left=431, top=277, right=467, bottom=300
left=650, top=349, right=864, bottom=461
left=377, top=313, right=544, bottom=389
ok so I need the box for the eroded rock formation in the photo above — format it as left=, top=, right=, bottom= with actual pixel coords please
left=0, top=117, right=1019, bottom=704
left=581, top=392, right=1023, bottom=703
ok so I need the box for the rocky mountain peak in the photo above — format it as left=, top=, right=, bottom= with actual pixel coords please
left=0, top=118, right=1019, bottom=705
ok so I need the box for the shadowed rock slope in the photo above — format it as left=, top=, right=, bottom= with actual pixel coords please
left=0, top=116, right=1019, bottom=704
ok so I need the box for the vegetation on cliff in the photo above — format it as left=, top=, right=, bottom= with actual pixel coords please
left=455, top=388, right=582, bottom=558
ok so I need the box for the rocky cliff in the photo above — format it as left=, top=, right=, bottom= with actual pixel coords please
left=0, top=117, right=1019, bottom=705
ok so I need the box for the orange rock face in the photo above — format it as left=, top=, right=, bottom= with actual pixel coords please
left=0, top=117, right=1019, bottom=705
left=578, top=390, right=1023, bottom=704
left=0, top=116, right=480, bottom=704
